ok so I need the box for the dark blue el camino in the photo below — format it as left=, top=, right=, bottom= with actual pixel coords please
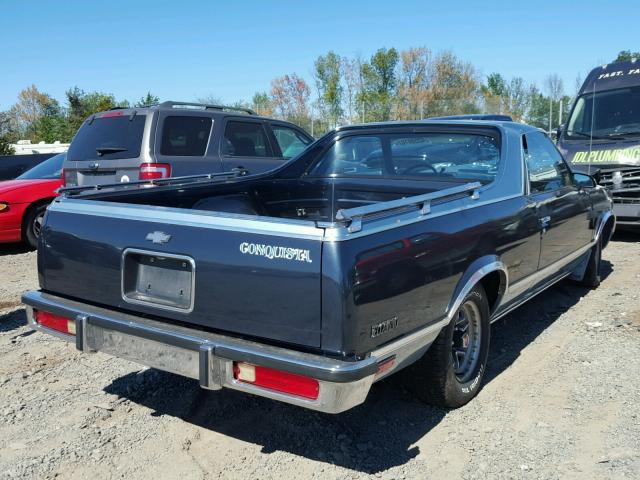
left=22, top=120, right=615, bottom=413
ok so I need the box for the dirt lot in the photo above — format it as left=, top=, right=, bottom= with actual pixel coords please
left=1, top=237, right=639, bottom=480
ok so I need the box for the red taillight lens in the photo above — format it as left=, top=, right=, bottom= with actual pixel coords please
left=34, top=310, right=75, bottom=335
left=375, top=356, right=396, bottom=377
left=233, top=362, right=320, bottom=400
left=139, top=163, right=171, bottom=180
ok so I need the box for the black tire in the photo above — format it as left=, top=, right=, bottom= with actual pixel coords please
left=23, top=203, right=48, bottom=249
left=404, top=284, right=490, bottom=408
left=579, top=238, right=602, bottom=288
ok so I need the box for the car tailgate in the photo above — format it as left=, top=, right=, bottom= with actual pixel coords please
left=39, top=197, right=324, bottom=348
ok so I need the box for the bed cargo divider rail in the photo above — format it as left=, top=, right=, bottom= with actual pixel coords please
left=335, top=182, right=482, bottom=233
left=59, top=169, right=247, bottom=196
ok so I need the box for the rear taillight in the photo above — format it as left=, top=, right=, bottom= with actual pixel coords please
left=233, top=362, right=320, bottom=400
left=139, top=163, right=171, bottom=180
left=34, top=310, right=75, bottom=335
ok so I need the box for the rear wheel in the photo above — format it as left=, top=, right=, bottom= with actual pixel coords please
left=405, top=284, right=490, bottom=408
left=23, top=203, right=48, bottom=249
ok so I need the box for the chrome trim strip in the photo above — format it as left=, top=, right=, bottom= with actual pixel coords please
left=594, top=210, right=615, bottom=242
left=51, top=191, right=525, bottom=244
left=120, top=248, right=196, bottom=314
left=448, top=261, right=508, bottom=318
left=50, top=198, right=326, bottom=240
left=491, top=271, right=572, bottom=324
left=504, top=241, right=593, bottom=302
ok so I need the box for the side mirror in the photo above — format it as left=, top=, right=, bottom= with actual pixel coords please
left=573, top=172, right=596, bottom=188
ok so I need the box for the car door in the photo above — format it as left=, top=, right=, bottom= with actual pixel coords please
left=220, top=119, right=282, bottom=174
left=523, top=131, right=592, bottom=271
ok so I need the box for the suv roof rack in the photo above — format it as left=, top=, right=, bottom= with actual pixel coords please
left=158, top=101, right=256, bottom=115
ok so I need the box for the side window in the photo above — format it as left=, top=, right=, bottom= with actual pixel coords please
left=160, top=116, right=212, bottom=156
left=310, top=136, right=384, bottom=176
left=272, top=125, right=312, bottom=159
left=223, top=121, right=273, bottom=157
left=524, top=132, right=572, bottom=193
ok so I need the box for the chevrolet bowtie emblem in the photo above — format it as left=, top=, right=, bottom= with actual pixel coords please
left=145, top=231, right=171, bottom=244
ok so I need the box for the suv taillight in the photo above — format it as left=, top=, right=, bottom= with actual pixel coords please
left=139, top=163, right=171, bottom=180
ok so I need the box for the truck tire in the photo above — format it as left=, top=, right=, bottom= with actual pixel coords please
left=23, top=203, right=48, bottom=250
left=405, top=284, right=490, bottom=408
left=578, top=238, right=601, bottom=288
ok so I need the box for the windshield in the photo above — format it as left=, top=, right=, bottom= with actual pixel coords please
left=566, top=86, right=640, bottom=140
left=17, top=153, right=66, bottom=180
left=67, top=114, right=146, bottom=161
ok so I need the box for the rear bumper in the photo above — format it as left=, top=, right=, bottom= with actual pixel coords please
left=22, top=290, right=379, bottom=413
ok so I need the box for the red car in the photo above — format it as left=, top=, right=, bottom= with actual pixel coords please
left=0, top=153, right=64, bottom=248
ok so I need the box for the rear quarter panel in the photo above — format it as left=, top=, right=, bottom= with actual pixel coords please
left=322, top=196, right=540, bottom=356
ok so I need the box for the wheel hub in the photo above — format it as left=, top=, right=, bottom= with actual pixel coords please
left=451, top=300, right=482, bottom=382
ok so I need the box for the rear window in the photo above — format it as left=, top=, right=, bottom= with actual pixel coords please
left=67, top=114, right=146, bottom=161
left=223, top=121, right=274, bottom=157
left=310, top=132, right=501, bottom=183
left=160, top=116, right=212, bottom=156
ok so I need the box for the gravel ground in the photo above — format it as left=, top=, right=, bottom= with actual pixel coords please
left=0, top=235, right=639, bottom=479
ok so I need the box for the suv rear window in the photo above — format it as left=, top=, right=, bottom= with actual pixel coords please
left=223, top=121, right=273, bottom=157
left=67, top=114, right=146, bottom=161
left=160, top=116, right=212, bottom=156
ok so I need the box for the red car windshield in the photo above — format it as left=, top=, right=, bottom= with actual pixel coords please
left=17, top=153, right=65, bottom=180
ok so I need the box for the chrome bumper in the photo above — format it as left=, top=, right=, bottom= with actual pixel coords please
left=22, top=290, right=379, bottom=413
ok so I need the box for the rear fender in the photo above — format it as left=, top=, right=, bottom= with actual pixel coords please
left=447, top=255, right=508, bottom=320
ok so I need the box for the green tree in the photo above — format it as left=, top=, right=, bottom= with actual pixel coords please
left=135, top=92, right=160, bottom=107
left=251, top=91, right=272, bottom=116
left=396, top=47, right=430, bottom=120
left=0, top=137, right=13, bottom=155
left=525, top=86, right=549, bottom=129
left=66, top=87, right=127, bottom=136
left=314, top=51, right=343, bottom=128
left=270, top=73, right=311, bottom=131
left=614, top=50, right=640, bottom=62
left=425, top=51, right=480, bottom=116
left=357, top=47, right=399, bottom=122
left=30, top=101, right=68, bottom=143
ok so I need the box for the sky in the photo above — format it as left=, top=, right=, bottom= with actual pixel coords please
left=1, top=0, right=638, bottom=110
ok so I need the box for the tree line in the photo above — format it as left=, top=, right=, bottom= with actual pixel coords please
left=1, top=48, right=636, bottom=155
